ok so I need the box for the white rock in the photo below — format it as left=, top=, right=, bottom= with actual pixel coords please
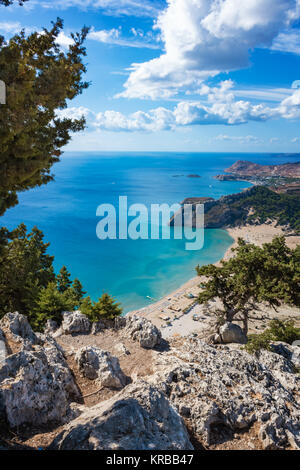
left=61, top=311, right=91, bottom=335
left=49, top=380, right=193, bottom=450
left=117, top=315, right=161, bottom=349
left=220, top=322, right=247, bottom=344
left=75, top=346, right=126, bottom=389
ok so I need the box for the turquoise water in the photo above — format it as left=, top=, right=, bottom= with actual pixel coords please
left=1, top=152, right=298, bottom=312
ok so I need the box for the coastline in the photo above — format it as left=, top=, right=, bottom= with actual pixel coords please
left=130, top=223, right=300, bottom=338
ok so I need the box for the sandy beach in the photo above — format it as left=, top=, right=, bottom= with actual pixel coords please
left=130, top=223, right=300, bottom=339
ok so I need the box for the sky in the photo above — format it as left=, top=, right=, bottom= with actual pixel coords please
left=1, top=0, right=300, bottom=152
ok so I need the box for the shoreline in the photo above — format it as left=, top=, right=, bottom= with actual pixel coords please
left=129, top=223, right=300, bottom=338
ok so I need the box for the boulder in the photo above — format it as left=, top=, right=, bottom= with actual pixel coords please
left=0, top=345, right=80, bottom=428
left=75, top=346, right=126, bottom=389
left=49, top=380, right=193, bottom=450
left=0, top=312, right=38, bottom=345
left=219, top=322, right=247, bottom=344
left=61, top=311, right=91, bottom=335
left=117, top=315, right=161, bottom=349
left=91, top=320, right=105, bottom=335
left=270, top=341, right=300, bottom=369
left=44, top=319, right=59, bottom=336
left=149, top=338, right=300, bottom=449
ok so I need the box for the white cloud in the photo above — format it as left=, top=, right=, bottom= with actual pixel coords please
left=272, top=29, right=300, bottom=54
left=215, top=134, right=262, bottom=144
left=55, top=31, right=75, bottom=49
left=93, top=82, right=300, bottom=131
left=291, top=137, right=300, bottom=142
left=0, top=21, right=21, bottom=34
left=29, top=0, right=163, bottom=17
left=118, top=0, right=300, bottom=99
left=88, top=27, right=160, bottom=49
left=56, top=107, right=92, bottom=120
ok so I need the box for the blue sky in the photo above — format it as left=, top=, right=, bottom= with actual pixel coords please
left=1, top=0, right=300, bottom=152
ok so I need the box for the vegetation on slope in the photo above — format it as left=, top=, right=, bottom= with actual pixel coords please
left=204, top=186, right=300, bottom=232
left=0, top=224, right=122, bottom=330
left=197, top=236, right=300, bottom=334
left=245, top=319, right=300, bottom=354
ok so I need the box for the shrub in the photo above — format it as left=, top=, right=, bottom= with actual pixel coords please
left=245, top=319, right=300, bottom=354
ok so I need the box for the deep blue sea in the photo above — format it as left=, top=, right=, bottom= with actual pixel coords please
left=1, top=152, right=299, bottom=312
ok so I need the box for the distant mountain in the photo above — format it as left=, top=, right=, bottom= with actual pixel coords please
left=225, top=160, right=300, bottom=178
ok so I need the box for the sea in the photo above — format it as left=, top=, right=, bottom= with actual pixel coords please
left=1, top=152, right=299, bottom=313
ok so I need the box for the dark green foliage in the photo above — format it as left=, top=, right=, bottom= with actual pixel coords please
left=197, top=236, right=300, bottom=334
left=0, top=18, right=89, bottom=214
left=0, top=224, right=55, bottom=317
left=57, top=266, right=72, bottom=293
left=71, top=278, right=86, bottom=304
left=80, top=293, right=123, bottom=322
left=32, top=282, right=77, bottom=331
left=204, top=186, right=300, bottom=232
left=0, top=224, right=122, bottom=329
left=245, top=319, right=300, bottom=354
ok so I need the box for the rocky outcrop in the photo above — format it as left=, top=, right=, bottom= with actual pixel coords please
left=148, top=338, right=300, bottom=449
left=61, top=311, right=91, bottom=335
left=49, top=380, right=193, bottom=450
left=270, top=341, right=300, bottom=369
left=44, top=319, right=59, bottom=336
left=0, top=329, right=7, bottom=364
left=75, top=346, right=126, bottom=389
left=91, top=320, right=105, bottom=335
left=0, top=312, right=80, bottom=428
left=219, top=322, right=247, bottom=344
left=0, top=312, right=38, bottom=346
left=116, top=315, right=161, bottom=349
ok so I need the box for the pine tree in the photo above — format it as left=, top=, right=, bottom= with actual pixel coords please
left=80, top=293, right=123, bottom=322
left=92, top=293, right=123, bottom=321
left=34, top=282, right=77, bottom=330
left=197, top=236, right=300, bottom=335
left=57, top=266, right=72, bottom=293
left=72, top=278, right=86, bottom=304
left=0, top=17, right=89, bottom=215
left=0, top=224, right=55, bottom=317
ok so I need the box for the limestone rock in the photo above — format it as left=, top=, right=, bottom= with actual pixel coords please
left=0, top=312, right=38, bottom=345
left=91, top=320, right=105, bottom=335
left=219, top=322, right=247, bottom=344
left=115, top=343, right=130, bottom=356
left=49, top=380, right=193, bottom=450
left=75, top=346, right=126, bottom=389
left=61, top=311, right=91, bottom=335
left=0, top=345, right=80, bottom=428
left=44, top=319, right=59, bottom=336
left=117, top=315, right=161, bottom=349
left=149, top=338, right=300, bottom=449
left=270, top=341, right=300, bottom=369
left=0, top=329, right=7, bottom=364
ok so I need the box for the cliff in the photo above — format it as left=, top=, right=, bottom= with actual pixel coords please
left=170, top=186, right=300, bottom=232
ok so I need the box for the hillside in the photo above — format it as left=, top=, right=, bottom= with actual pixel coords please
left=170, top=186, right=300, bottom=233
left=225, top=160, right=300, bottom=178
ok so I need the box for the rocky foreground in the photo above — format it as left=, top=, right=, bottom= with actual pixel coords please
left=0, top=311, right=300, bottom=450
